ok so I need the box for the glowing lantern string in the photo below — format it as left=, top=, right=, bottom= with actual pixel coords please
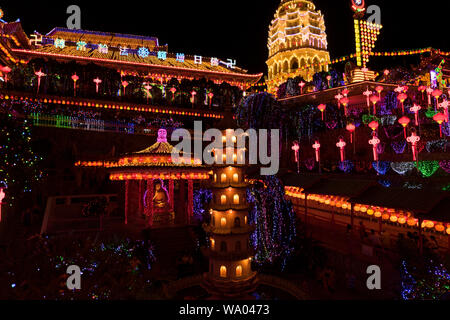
left=299, top=81, right=305, bottom=95
left=0, top=188, right=5, bottom=222
left=370, top=95, right=380, bottom=115
left=346, top=123, right=356, bottom=144
left=406, top=131, right=420, bottom=163
left=71, top=74, right=79, bottom=97
left=410, top=104, right=422, bottom=126
left=336, top=138, right=347, bottom=162
left=369, top=132, right=381, bottom=162
left=397, top=93, right=408, bottom=114
left=418, top=85, right=426, bottom=100
left=93, top=77, right=102, bottom=93
left=191, top=90, right=197, bottom=108
left=363, top=88, right=372, bottom=108
left=335, top=93, right=343, bottom=109
left=122, top=81, right=129, bottom=96
left=398, top=116, right=411, bottom=139
left=326, top=75, right=332, bottom=88
left=426, top=87, right=433, bottom=106
left=433, top=113, right=446, bottom=138
left=342, top=88, right=349, bottom=97
left=292, top=141, right=300, bottom=173
left=340, top=97, right=349, bottom=116
left=170, top=87, right=177, bottom=101
left=207, top=92, right=214, bottom=108
left=312, top=140, right=321, bottom=163
left=318, top=104, right=326, bottom=121
left=368, top=120, right=379, bottom=132
left=375, top=85, right=383, bottom=99
left=34, top=69, right=46, bottom=94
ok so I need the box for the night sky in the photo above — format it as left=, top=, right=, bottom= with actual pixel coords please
left=2, top=0, right=449, bottom=75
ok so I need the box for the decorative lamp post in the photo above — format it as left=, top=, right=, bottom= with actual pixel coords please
left=375, top=85, right=383, bottom=99
left=418, top=85, right=427, bottom=100
left=406, top=131, right=420, bottom=164
left=299, top=81, right=305, bottom=95
left=34, top=69, right=46, bottom=94
left=122, top=81, right=129, bottom=96
left=369, top=132, right=381, bottom=162
left=397, top=93, right=408, bottom=114
left=208, top=92, right=214, bottom=108
left=370, top=95, right=380, bottom=115
left=318, top=104, right=326, bottom=121
left=410, top=104, right=422, bottom=126
left=340, top=97, right=349, bottom=116
left=292, top=141, right=300, bottom=173
left=346, top=123, right=356, bottom=144
left=335, top=93, right=343, bottom=109
left=71, top=74, right=79, bottom=97
left=433, top=113, right=446, bottom=138
left=426, top=87, right=433, bottom=106
left=363, top=88, right=372, bottom=108
left=191, top=90, right=197, bottom=108
left=336, top=138, right=347, bottom=162
left=93, top=77, right=102, bottom=93
left=398, top=116, right=411, bottom=139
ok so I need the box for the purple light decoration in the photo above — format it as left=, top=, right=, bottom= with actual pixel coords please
left=439, top=160, right=450, bottom=174
left=372, top=161, right=391, bottom=175
left=391, top=140, right=407, bottom=154
left=378, top=180, right=391, bottom=188
left=325, top=120, right=337, bottom=130
left=338, top=160, right=354, bottom=173
left=304, top=158, right=315, bottom=171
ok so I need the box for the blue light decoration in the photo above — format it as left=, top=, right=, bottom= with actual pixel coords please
left=76, top=41, right=87, bottom=51
left=338, top=160, right=354, bottom=173
left=119, top=46, right=129, bottom=56
left=372, top=161, right=390, bottom=175
left=378, top=180, right=391, bottom=188
left=54, top=38, right=65, bottom=49
left=193, top=188, right=212, bottom=221
left=426, top=139, right=448, bottom=153
left=210, top=57, right=219, bottom=66
left=176, top=53, right=185, bottom=63
left=391, top=162, right=415, bottom=175
left=157, top=51, right=167, bottom=60
left=97, top=44, right=108, bottom=54
left=137, top=47, right=150, bottom=58
left=441, top=121, right=450, bottom=137
left=391, top=140, right=407, bottom=154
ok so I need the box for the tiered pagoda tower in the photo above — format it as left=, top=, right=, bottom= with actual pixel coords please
left=266, top=0, right=330, bottom=88
left=202, top=129, right=257, bottom=298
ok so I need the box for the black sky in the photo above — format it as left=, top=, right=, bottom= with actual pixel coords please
left=2, top=0, right=449, bottom=75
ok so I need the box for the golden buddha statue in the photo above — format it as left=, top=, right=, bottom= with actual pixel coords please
left=151, top=179, right=174, bottom=226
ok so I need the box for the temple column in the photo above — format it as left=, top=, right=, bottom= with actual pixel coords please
left=138, top=180, right=143, bottom=215
left=125, top=180, right=130, bottom=225
left=188, top=179, right=194, bottom=225
left=147, top=179, right=154, bottom=227
left=179, top=179, right=186, bottom=224
left=169, top=180, right=174, bottom=212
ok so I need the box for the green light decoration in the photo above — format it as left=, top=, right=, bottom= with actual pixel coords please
left=425, top=108, right=438, bottom=119
left=442, top=184, right=450, bottom=191
left=417, top=161, right=440, bottom=178
left=362, top=114, right=380, bottom=125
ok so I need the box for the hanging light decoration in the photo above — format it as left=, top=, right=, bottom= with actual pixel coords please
left=410, top=104, right=422, bottom=126
left=426, top=87, right=434, bottom=106
left=368, top=120, right=379, bottom=132
left=433, top=113, right=446, bottom=138
left=340, top=97, right=349, bottom=116
left=71, top=74, right=79, bottom=97
left=312, top=140, right=321, bottom=163
left=318, top=104, right=326, bottom=121
left=363, top=88, right=372, bottom=108
left=418, top=85, right=427, bottom=100
left=292, top=141, right=300, bottom=173
left=398, top=116, right=411, bottom=139
left=406, top=131, right=421, bottom=163
left=335, top=93, right=343, bottom=109
left=336, top=137, right=347, bottom=162
left=34, top=69, right=46, bottom=94
left=346, top=123, right=356, bottom=143
left=369, top=132, right=381, bottom=162
left=439, top=100, right=449, bottom=122
left=93, top=77, right=102, bottom=93
left=299, top=81, right=305, bottom=95
left=397, top=93, right=408, bottom=114
left=375, top=85, right=384, bottom=99
left=370, top=95, right=380, bottom=115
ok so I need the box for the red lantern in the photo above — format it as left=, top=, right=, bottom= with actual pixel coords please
left=375, top=85, right=383, bottom=99
left=368, top=120, right=379, bottom=132
left=318, top=104, right=326, bottom=121
left=340, top=97, right=349, bottom=116
left=346, top=123, right=356, bottom=143
left=398, top=116, right=411, bottom=139
left=397, top=93, right=408, bottom=114
left=418, top=85, right=426, bottom=100
left=370, top=95, right=380, bottom=115
left=433, top=113, right=446, bottom=138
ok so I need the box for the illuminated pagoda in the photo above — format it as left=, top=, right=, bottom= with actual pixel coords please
left=109, top=128, right=210, bottom=227
left=202, top=129, right=257, bottom=298
left=266, top=0, right=331, bottom=89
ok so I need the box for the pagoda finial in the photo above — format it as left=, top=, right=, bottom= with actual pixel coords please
left=157, top=128, right=168, bottom=143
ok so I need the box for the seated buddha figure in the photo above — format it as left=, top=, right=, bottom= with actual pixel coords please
left=152, top=179, right=174, bottom=226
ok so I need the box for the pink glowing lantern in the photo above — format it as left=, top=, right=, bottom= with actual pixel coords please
left=340, top=97, right=349, bottom=116
left=71, top=74, right=79, bottom=96
left=191, top=90, right=197, bottom=108
left=368, top=121, right=379, bottom=132
left=335, top=93, right=343, bottom=109
left=342, top=88, right=349, bottom=97
left=207, top=92, right=214, bottom=108
left=418, top=85, right=427, bottom=100
left=292, top=142, right=300, bottom=173
left=318, top=104, right=326, bottom=121
left=439, top=100, right=449, bottom=122
left=346, top=123, right=356, bottom=144
left=170, top=87, right=177, bottom=101
left=375, top=86, right=383, bottom=99
left=93, top=77, right=102, bottom=93
left=398, top=116, right=411, bottom=139
left=122, top=81, right=129, bottom=95
left=336, top=138, right=347, bottom=162
left=326, top=75, right=332, bottom=88
left=433, top=113, right=446, bottom=138
left=397, top=93, right=408, bottom=114
left=369, top=133, right=381, bottom=162
left=363, top=88, right=372, bottom=108
left=406, top=131, right=420, bottom=162
left=0, top=188, right=5, bottom=222
left=1, top=66, right=11, bottom=83
left=34, top=69, right=46, bottom=94
left=370, top=95, right=380, bottom=115
left=383, top=69, right=390, bottom=76
left=144, top=84, right=152, bottom=104
left=299, top=81, right=306, bottom=94
left=410, top=104, right=422, bottom=126
left=426, top=87, right=434, bottom=106
left=312, top=140, right=321, bottom=163
left=394, top=86, right=404, bottom=94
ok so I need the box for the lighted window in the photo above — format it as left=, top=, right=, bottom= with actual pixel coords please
left=233, top=173, right=239, bottom=183
left=236, top=265, right=242, bottom=277
left=221, top=195, right=227, bottom=205
left=210, top=238, right=215, bottom=249
left=221, top=217, right=227, bottom=227
left=233, top=194, right=239, bottom=204
left=220, top=266, right=227, bottom=278
left=221, top=173, right=227, bottom=183
left=214, top=174, right=217, bottom=182
left=244, top=216, right=248, bottom=224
